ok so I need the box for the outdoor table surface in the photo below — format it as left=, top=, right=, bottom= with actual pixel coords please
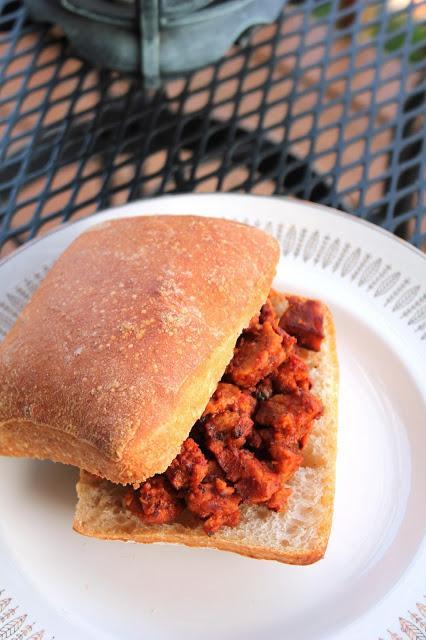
left=0, top=0, right=425, bottom=256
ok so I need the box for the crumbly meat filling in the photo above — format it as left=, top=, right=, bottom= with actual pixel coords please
left=124, top=294, right=325, bottom=534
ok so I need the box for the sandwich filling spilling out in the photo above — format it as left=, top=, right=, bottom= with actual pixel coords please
left=124, top=294, right=325, bottom=535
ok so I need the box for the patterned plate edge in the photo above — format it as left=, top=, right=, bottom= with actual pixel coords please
left=256, top=219, right=426, bottom=341
left=0, top=589, right=53, bottom=639
left=379, top=597, right=426, bottom=640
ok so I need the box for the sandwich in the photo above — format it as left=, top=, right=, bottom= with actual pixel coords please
left=0, top=214, right=338, bottom=564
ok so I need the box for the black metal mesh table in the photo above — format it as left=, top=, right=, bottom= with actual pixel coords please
left=0, top=0, right=425, bottom=257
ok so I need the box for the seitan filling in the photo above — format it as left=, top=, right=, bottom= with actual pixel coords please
left=124, top=294, right=325, bottom=534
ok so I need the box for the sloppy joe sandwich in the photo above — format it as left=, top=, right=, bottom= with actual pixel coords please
left=0, top=215, right=338, bottom=564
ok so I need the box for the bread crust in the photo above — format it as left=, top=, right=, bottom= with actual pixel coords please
left=73, top=300, right=339, bottom=564
left=0, top=216, right=279, bottom=484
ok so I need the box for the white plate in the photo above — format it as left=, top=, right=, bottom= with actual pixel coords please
left=0, top=193, right=425, bottom=640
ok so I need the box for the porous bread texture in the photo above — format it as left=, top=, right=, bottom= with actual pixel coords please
left=73, top=302, right=338, bottom=564
left=0, top=215, right=279, bottom=484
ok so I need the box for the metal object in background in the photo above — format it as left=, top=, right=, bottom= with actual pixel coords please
left=22, top=0, right=286, bottom=86
left=0, top=0, right=425, bottom=256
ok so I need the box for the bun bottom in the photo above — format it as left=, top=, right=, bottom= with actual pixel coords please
left=73, top=300, right=338, bottom=564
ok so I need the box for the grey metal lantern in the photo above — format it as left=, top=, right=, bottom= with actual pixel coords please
left=24, top=0, right=286, bottom=87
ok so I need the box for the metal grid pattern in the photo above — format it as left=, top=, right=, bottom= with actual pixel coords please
left=0, top=0, right=425, bottom=256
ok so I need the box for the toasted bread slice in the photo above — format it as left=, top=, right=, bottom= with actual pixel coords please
left=0, top=216, right=279, bottom=484
left=73, top=301, right=338, bottom=564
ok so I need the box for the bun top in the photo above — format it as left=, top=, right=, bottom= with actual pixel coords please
left=0, top=215, right=279, bottom=483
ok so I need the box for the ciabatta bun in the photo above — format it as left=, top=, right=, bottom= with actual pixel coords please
left=0, top=215, right=279, bottom=484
